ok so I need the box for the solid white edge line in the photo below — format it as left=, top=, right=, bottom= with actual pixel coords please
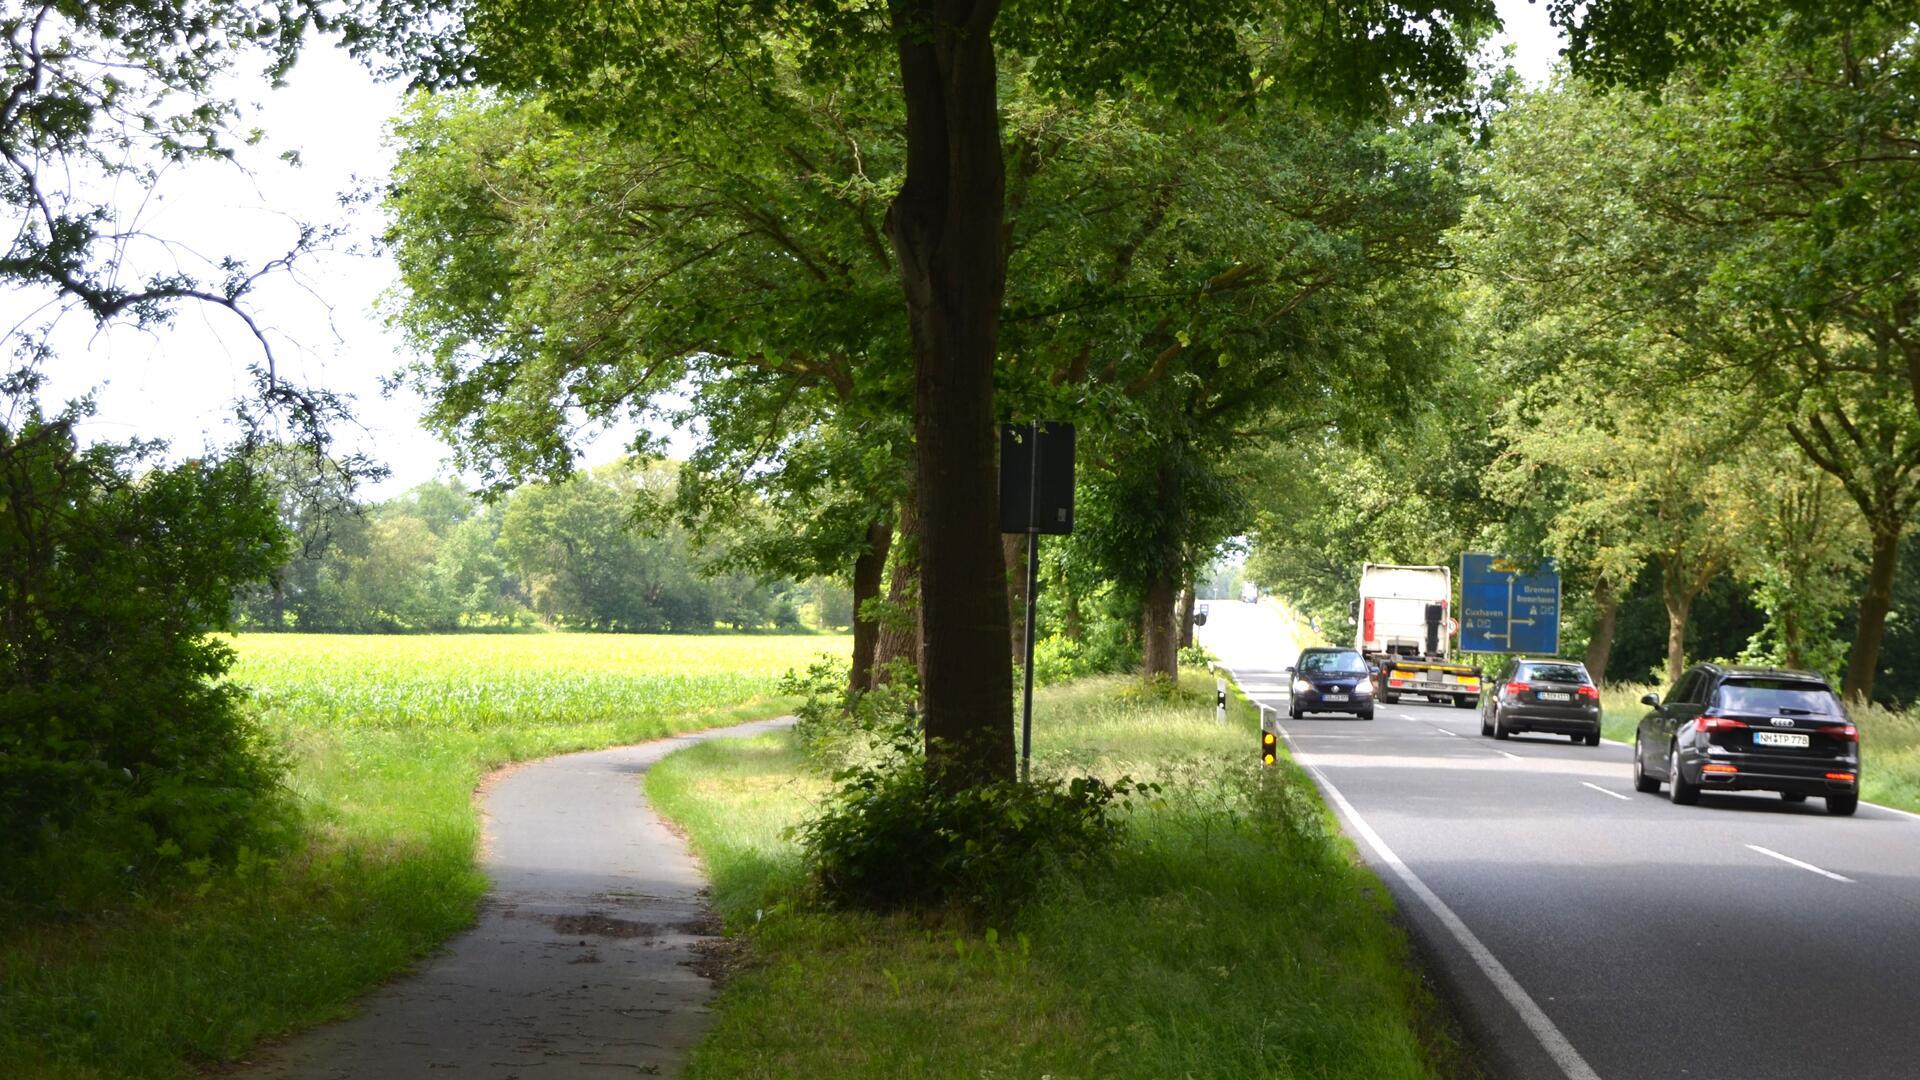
left=1266, top=714, right=1603, bottom=1080
left=1580, top=781, right=1631, bottom=802
left=1745, top=844, right=1854, bottom=883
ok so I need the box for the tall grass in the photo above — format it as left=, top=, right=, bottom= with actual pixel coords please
left=1600, top=681, right=1920, bottom=812
left=0, top=632, right=845, bottom=1080
left=648, top=674, right=1474, bottom=1079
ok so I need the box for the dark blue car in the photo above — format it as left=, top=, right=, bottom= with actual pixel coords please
left=1288, top=648, right=1375, bottom=720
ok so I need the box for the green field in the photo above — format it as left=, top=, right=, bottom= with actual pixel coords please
left=0, top=632, right=846, bottom=1080
left=648, top=674, right=1478, bottom=1079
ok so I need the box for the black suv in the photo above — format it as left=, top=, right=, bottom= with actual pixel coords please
left=1632, top=663, right=1860, bottom=815
left=1480, top=657, right=1601, bottom=745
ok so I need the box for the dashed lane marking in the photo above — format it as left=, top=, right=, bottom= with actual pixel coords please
left=1746, top=844, right=1853, bottom=883
left=1580, top=781, right=1631, bottom=802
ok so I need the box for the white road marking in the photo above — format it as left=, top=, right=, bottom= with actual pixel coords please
left=1433, top=726, right=1459, bottom=738
left=1746, top=844, right=1853, bottom=883
left=1268, top=715, right=1603, bottom=1080
left=1498, top=750, right=1522, bottom=760
left=1581, top=782, right=1630, bottom=802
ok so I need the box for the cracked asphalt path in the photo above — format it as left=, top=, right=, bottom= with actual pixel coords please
left=238, top=716, right=791, bottom=1080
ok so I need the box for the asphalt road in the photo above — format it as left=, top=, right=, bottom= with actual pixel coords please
left=1199, top=600, right=1920, bottom=1080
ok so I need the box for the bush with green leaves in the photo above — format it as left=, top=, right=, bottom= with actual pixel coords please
left=0, top=379, right=290, bottom=916
left=796, top=729, right=1141, bottom=916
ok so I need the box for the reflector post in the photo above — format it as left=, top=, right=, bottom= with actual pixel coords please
left=1261, top=730, right=1277, bottom=767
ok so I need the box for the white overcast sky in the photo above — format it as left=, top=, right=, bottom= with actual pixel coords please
left=30, top=0, right=1563, bottom=497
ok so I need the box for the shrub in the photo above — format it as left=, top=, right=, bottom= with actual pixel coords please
left=796, top=754, right=1139, bottom=916
left=780, top=654, right=920, bottom=767
left=0, top=381, right=290, bottom=916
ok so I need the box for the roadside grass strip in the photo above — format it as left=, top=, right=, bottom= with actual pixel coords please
left=648, top=673, right=1477, bottom=1079
left=0, top=632, right=843, bottom=1080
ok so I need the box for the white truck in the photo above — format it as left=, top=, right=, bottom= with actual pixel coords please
left=1355, top=562, right=1481, bottom=708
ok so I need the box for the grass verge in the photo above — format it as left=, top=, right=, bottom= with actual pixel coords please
left=648, top=672, right=1477, bottom=1079
left=0, top=632, right=845, bottom=1080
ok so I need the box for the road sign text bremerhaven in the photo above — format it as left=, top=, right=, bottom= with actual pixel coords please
left=1459, top=554, right=1561, bottom=655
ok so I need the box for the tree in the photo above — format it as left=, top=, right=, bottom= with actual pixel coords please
left=365, top=0, right=1498, bottom=789
left=384, top=86, right=911, bottom=685
left=1, top=375, right=287, bottom=908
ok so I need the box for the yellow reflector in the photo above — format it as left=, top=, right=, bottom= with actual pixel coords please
left=1260, top=731, right=1277, bottom=767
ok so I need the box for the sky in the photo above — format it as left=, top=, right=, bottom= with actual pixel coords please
left=29, top=1, right=1565, bottom=497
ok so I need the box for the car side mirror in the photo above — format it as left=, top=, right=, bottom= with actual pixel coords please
left=1640, top=693, right=1660, bottom=707
left=1284, top=666, right=1295, bottom=675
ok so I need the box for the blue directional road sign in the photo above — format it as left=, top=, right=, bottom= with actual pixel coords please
left=1459, top=554, right=1562, bottom=655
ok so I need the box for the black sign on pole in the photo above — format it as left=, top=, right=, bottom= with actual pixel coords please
left=1000, top=422, right=1075, bottom=782
left=1000, top=422, right=1074, bottom=535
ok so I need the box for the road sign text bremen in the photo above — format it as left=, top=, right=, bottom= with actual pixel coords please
left=1459, top=554, right=1561, bottom=655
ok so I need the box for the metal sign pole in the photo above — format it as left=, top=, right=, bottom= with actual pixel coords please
left=1020, top=422, right=1041, bottom=783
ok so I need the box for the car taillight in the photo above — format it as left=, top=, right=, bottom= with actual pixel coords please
left=1827, top=723, right=1859, bottom=743
left=1504, top=681, right=1530, bottom=696
left=1697, top=715, right=1749, bottom=734
left=1577, top=685, right=1599, bottom=701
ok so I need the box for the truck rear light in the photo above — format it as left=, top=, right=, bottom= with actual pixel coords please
left=1697, top=716, right=1749, bottom=734
left=1577, top=685, right=1599, bottom=701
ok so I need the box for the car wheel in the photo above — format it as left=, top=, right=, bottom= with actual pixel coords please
left=1480, top=713, right=1492, bottom=737
left=1381, top=692, right=1399, bottom=705
left=1780, top=792, right=1807, bottom=804
left=1668, top=746, right=1700, bottom=805
left=1827, top=793, right=1859, bottom=816
left=1633, top=741, right=1660, bottom=793
left=1584, top=730, right=1601, bottom=747
left=1358, top=709, right=1374, bottom=721
left=1493, top=712, right=1510, bottom=740
left=1454, top=697, right=1475, bottom=709
left=1288, top=705, right=1301, bottom=720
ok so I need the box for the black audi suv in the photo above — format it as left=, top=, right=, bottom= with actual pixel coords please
left=1632, top=663, right=1860, bottom=815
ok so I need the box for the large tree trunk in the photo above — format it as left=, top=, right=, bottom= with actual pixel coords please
left=1177, top=583, right=1196, bottom=650
left=1662, top=590, right=1691, bottom=688
left=1142, top=569, right=1179, bottom=679
left=1004, top=532, right=1028, bottom=666
left=874, top=492, right=922, bottom=686
left=1584, top=580, right=1619, bottom=686
left=1844, top=523, right=1902, bottom=701
left=848, top=517, right=894, bottom=693
left=885, top=0, right=1013, bottom=788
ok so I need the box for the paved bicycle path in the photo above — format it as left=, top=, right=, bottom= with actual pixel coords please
left=238, top=716, right=791, bottom=1080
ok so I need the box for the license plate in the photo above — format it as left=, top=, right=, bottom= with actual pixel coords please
left=1540, top=692, right=1571, bottom=702
left=1755, top=731, right=1809, bottom=748
left=1323, top=694, right=1348, bottom=702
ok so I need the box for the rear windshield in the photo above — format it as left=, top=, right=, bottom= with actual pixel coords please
left=1299, top=651, right=1368, bottom=674
left=1712, top=680, right=1841, bottom=716
left=1520, top=663, right=1590, bottom=685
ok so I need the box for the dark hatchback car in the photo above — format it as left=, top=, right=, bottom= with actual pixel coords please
left=1480, top=658, right=1601, bottom=745
left=1288, top=648, right=1375, bottom=720
left=1633, top=663, right=1860, bottom=815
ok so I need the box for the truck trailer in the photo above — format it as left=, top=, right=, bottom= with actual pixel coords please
left=1354, top=563, right=1481, bottom=708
